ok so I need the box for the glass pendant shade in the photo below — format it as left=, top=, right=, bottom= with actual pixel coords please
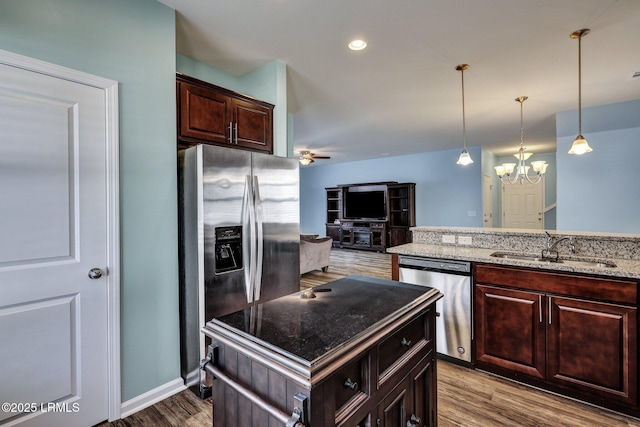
left=514, top=152, right=533, bottom=161
left=568, top=135, right=593, bottom=155
left=502, top=163, right=516, bottom=175
left=299, top=157, right=313, bottom=165
left=456, top=149, right=473, bottom=165
left=530, top=160, right=549, bottom=174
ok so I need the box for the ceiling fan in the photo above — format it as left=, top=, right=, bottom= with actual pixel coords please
left=299, top=150, right=331, bottom=165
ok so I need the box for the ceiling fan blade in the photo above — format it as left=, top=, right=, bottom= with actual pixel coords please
left=311, top=155, right=331, bottom=159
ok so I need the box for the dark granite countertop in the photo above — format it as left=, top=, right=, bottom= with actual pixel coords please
left=208, top=275, right=440, bottom=366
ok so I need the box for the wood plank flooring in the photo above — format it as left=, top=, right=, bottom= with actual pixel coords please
left=100, top=248, right=640, bottom=427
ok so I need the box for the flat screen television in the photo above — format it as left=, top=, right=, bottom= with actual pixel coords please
left=343, top=190, right=387, bottom=220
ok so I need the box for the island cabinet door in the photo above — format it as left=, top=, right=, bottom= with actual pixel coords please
left=475, top=284, right=546, bottom=379
left=375, top=354, right=436, bottom=427
left=546, top=296, right=638, bottom=405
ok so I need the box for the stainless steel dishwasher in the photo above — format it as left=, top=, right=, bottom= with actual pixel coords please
left=398, top=255, right=472, bottom=365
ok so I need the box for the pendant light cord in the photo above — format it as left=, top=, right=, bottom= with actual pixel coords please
left=519, top=98, right=524, bottom=160
left=461, top=67, right=467, bottom=150
left=577, top=34, right=583, bottom=135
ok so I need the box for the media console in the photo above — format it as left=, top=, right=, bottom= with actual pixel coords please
left=326, top=182, right=415, bottom=252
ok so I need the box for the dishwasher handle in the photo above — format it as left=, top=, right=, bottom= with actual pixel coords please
left=398, top=256, right=471, bottom=274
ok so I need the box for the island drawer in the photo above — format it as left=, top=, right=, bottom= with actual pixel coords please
left=377, top=313, right=426, bottom=377
left=333, top=354, right=368, bottom=413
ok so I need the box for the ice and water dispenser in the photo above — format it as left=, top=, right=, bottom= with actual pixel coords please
left=214, top=226, right=243, bottom=274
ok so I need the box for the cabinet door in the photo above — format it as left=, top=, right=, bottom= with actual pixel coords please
left=376, top=355, right=435, bottom=427
left=326, top=225, right=341, bottom=247
left=475, top=284, right=546, bottom=379
left=232, top=98, right=273, bottom=153
left=547, top=296, right=637, bottom=405
left=408, top=355, right=437, bottom=427
left=178, top=81, right=231, bottom=145
left=389, top=227, right=411, bottom=247
left=377, top=376, right=409, bottom=427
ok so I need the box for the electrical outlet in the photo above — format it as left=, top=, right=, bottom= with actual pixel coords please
left=442, top=235, right=456, bottom=244
left=458, top=236, right=473, bottom=245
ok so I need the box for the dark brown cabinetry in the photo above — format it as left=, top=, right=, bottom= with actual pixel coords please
left=204, top=279, right=440, bottom=427
left=340, top=221, right=387, bottom=251
left=475, top=264, right=638, bottom=414
left=325, top=182, right=415, bottom=251
left=176, top=74, right=273, bottom=153
left=376, top=344, right=436, bottom=427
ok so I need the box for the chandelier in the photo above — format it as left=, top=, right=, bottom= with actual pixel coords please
left=494, top=96, right=548, bottom=184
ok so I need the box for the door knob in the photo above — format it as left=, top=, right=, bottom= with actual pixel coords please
left=88, top=268, right=105, bottom=279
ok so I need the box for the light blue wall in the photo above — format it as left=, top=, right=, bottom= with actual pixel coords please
left=176, top=55, right=289, bottom=156
left=300, top=146, right=483, bottom=236
left=556, top=99, right=640, bottom=233
left=0, top=0, right=180, bottom=402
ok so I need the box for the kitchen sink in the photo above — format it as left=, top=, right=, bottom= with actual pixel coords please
left=490, top=252, right=617, bottom=268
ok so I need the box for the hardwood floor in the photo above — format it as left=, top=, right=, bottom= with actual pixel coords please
left=101, top=248, right=640, bottom=426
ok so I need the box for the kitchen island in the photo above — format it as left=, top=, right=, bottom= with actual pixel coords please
left=201, top=275, right=442, bottom=427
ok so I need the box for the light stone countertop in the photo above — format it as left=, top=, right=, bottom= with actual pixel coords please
left=387, top=236, right=640, bottom=280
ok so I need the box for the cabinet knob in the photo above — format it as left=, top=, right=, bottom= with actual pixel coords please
left=406, top=414, right=421, bottom=426
left=343, top=377, right=358, bottom=390
left=400, top=337, right=412, bottom=347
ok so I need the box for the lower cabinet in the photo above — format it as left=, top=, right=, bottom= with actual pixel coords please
left=547, top=295, right=637, bottom=403
left=475, top=264, right=638, bottom=413
left=338, top=222, right=387, bottom=251
left=376, top=355, right=435, bottom=427
left=475, top=284, right=545, bottom=379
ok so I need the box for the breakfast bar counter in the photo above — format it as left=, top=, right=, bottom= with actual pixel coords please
left=387, top=227, right=640, bottom=279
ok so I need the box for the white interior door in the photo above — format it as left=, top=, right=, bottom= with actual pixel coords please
left=0, top=52, right=118, bottom=426
left=502, top=178, right=544, bottom=229
left=482, top=174, right=492, bottom=228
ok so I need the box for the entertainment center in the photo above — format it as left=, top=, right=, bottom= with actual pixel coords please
left=326, top=182, right=416, bottom=251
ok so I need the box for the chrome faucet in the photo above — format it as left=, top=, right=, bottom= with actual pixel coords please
left=543, top=232, right=575, bottom=260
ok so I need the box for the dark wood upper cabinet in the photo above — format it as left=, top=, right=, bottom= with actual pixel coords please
left=177, top=74, right=273, bottom=154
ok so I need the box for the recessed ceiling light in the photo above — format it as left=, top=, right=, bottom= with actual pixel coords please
left=348, top=39, right=367, bottom=51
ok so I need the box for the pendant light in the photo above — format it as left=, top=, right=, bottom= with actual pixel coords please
left=494, top=96, right=548, bottom=184
left=568, top=28, right=593, bottom=155
left=456, top=64, right=473, bottom=165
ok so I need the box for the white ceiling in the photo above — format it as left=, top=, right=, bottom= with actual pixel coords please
left=159, top=0, right=640, bottom=164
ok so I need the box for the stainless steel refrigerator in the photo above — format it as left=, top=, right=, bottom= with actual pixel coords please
left=178, top=144, right=300, bottom=395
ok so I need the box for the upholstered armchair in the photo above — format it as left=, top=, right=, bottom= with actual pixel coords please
left=300, top=236, right=333, bottom=274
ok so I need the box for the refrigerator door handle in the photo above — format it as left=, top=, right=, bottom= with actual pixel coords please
left=242, top=174, right=256, bottom=303
left=253, top=176, right=264, bottom=302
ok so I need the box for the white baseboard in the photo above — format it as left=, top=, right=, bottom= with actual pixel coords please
left=119, top=377, right=186, bottom=420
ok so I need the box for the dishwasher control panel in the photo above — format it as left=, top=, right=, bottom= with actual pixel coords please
left=398, top=256, right=471, bottom=274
